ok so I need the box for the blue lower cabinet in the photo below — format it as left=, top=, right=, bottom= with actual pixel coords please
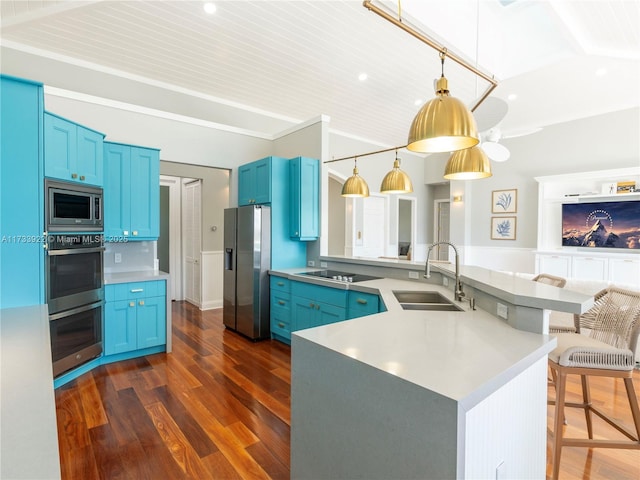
left=104, top=281, right=166, bottom=355
left=348, top=291, right=380, bottom=319
left=271, top=277, right=383, bottom=345
left=291, top=281, right=347, bottom=332
left=270, top=276, right=292, bottom=342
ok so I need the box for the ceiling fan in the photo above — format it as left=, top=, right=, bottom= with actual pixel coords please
left=473, top=97, right=542, bottom=162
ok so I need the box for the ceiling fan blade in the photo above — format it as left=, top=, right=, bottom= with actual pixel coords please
left=482, top=142, right=510, bottom=162
left=473, top=97, right=508, bottom=132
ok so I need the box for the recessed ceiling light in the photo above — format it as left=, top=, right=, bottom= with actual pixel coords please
left=595, top=68, right=607, bottom=76
left=358, top=73, right=368, bottom=82
left=507, top=93, right=517, bottom=101
left=203, top=2, right=217, bottom=14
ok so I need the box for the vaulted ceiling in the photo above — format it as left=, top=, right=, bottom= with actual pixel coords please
left=1, top=0, right=639, bottom=147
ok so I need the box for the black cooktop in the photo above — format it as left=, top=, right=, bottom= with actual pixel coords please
left=298, top=270, right=381, bottom=283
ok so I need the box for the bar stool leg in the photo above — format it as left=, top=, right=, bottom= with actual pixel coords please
left=581, top=374, right=593, bottom=439
left=552, top=368, right=568, bottom=480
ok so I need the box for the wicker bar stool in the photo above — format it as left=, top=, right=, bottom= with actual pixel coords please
left=547, top=286, right=640, bottom=480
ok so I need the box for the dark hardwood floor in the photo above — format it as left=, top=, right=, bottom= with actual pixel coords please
left=56, top=301, right=640, bottom=479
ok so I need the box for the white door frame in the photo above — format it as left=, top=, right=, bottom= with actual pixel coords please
left=160, top=175, right=182, bottom=301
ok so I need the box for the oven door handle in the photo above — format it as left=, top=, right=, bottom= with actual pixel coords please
left=49, top=301, right=104, bottom=321
left=47, top=246, right=105, bottom=256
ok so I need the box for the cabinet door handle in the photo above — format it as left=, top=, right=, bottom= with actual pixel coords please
left=278, top=322, right=285, bottom=328
left=309, top=302, right=314, bottom=308
left=130, top=288, right=144, bottom=293
left=356, top=298, right=368, bottom=305
left=315, top=304, right=320, bottom=310
left=80, top=175, right=85, bottom=181
left=129, top=301, right=135, bottom=307
left=132, top=231, right=138, bottom=236
left=71, top=173, right=78, bottom=179
left=295, top=232, right=299, bottom=236
left=277, top=281, right=285, bottom=286
left=139, top=300, right=144, bottom=306
left=123, top=230, right=129, bottom=236
left=278, top=300, right=286, bottom=306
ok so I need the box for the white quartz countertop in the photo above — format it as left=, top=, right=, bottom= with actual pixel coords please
left=105, top=270, right=170, bottom=285
left=0, top=304, right=61, bottom=479
left=433, top=263, right=593, bottom=313
left=273, top=270, right=557, bottom=408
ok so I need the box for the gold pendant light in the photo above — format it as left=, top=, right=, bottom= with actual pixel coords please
left=407, top=51, right=479, bottom=153
left=443, top=145, right=492, bottom=180
left=341, top=159, right=370, bottom=197
left=380, top=150, right=413, bottom=194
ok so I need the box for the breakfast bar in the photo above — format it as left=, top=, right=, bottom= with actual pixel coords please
left=283, top=269, right=592, bottom=479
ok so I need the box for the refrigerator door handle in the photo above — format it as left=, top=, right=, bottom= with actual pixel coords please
left=225, top=248, right=234, bottom=270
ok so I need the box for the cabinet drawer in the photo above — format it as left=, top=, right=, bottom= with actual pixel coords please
left=271, top=291, right=291, bottom=310
left=271, top=307, right=291, bottom=339
left=270, top=276, right=290, bottom=293
left=348, top=291, right=379, bottom=315
left=106, top=280, right=165, bottom=301
left=291, top=281, right=347, bottom=307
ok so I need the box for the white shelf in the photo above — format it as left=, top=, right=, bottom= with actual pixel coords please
left=552, top=192, right=640, bottom=203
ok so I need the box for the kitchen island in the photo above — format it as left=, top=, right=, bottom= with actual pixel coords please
left=281, top=272, right=574, bottom=479
left=0, top=304, right=61, bottom=479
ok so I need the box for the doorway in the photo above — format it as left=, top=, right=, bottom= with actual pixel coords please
left=433, top=199, right=451, bottom=261
left=397, top=196, right=416, bottom=259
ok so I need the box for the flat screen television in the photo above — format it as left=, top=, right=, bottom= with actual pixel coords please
left=562, top=200, right=640, bottom=249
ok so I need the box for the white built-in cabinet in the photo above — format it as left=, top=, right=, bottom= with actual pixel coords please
left=535, top=168, right=640, bottom=287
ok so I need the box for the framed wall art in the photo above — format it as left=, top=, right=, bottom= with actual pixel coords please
left=491, top=216, right=517, bottom=240
left=492, top=189, right=517, bottom=213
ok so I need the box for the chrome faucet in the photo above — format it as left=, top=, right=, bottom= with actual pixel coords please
left=424, top=241, right=465, bottom=302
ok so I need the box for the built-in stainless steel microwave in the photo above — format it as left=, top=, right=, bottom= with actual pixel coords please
left=45, top=179, right=103, bottom=232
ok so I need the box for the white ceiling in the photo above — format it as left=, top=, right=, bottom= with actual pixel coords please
left=1, top=0, right=639, bottom=147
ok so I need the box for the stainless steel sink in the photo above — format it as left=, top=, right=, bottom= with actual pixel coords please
left=392, top=290, right=464, bottom=312
left=400, top=303, right=463, bottom=311
left=393, top=291, right=451, bottom=304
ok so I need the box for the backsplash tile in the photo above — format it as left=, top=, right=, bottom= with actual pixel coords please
left=104, top=241, right=157, bottom=273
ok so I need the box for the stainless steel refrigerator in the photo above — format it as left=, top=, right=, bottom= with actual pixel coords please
left=223, top=205, right=271, bottom=340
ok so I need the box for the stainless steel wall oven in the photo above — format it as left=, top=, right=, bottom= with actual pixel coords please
left=46, top=233, right=104, bottom=377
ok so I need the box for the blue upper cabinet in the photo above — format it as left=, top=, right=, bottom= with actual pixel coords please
left=289, top=156, right=319, bottom=241
left=238, top=157, right=271, bottom=205
left=104, top=141, right=159, bottom=241
left=0, top=75, right=45, bottom=308
left=44, top=112, right=104, bottom=186
left=238, top=156, right=306, bottom=269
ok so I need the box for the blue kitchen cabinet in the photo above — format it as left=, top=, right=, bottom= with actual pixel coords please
left=0, top=75, right=45, bottom=308
left=238, top=156, right=306, bottom=269
left=270, top=276, right=292, bottom=342
left=347, top=290, right=380, bottom=319
left=104, top=280, right=166, bottom=354
left=291, top=281, right=347, bottom=332
left=289, top=156, right=319, bottom=241
left=238, top=157, right=271, bottom=205
left=44, top=112, right=105, bottom=186
left=104, top=141, right=160, bottom=241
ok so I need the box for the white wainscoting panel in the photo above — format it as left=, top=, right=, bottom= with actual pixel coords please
left=201, top=250, right=223, bottom=310
left=461, top=357, right=548, bottom=479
